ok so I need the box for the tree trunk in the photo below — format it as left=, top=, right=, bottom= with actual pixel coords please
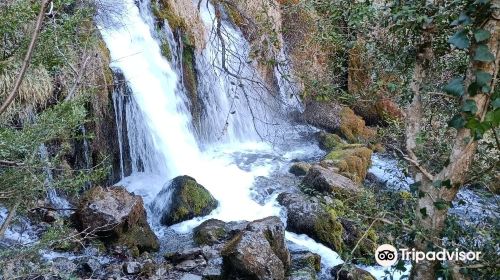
left=410, top=2, right=499, bottom=279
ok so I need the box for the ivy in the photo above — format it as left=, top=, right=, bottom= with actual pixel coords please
left=443, top=77, right=464, bottom=97
left=473, top=45, right=495, bottom=62
left=449, top=114, right=466, bottom=129
left=448, top=29, right=470, bottom=49
left=473, top=29, right=490, bottom=42
left=462, top=99, right=478, bottom=114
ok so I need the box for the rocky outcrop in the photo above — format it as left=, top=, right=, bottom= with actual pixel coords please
left=288, top=250, right=321, bottom=280
left=331, top=264, right=376, bottom=280
left=222, top=216, right=290, bottom=279
left=302, top=165, right=360, bottom=196
left=158, top=176, right=218, bottom=226
left=303, top=101, right=375, bottom=143
left=75, top=186, right=159, bottom=253
left=289, top=162, right=311, bottom=176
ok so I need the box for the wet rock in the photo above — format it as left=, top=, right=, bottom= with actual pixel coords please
left=75, top=186, right=159, bottom=253
left=303, top=102, right=375, bottom=143
left=289, top=162, right=311, bottom=176
left=302, top=165, right=360, bottom=196
left=193, top=219, right=228, bottom=246
left=158, top=176, right=218, bottom=226
left=222, top=216, right=290, bottom=279
left=51, top=258, right=78, bottom=277
left=331, top=264, right=376, bottom=280
left=288, top=250, right=321, bottom=280
left=176, top=256, right=207, bottom=272
left=79, top=257, right=102, bottom=275
left=277, top=192, right=344, bottom=252
left=123, top=261, right=142, bottom=275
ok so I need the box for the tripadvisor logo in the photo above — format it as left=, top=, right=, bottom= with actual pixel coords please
left=375, top=244, right=398, bottom=267
left=375, top=244, right=482, bottom=267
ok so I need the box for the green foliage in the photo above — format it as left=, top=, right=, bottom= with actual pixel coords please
left=0, top=99, right=108, bottom=211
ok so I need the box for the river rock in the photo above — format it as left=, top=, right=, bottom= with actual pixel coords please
left=288, top=250, right=321, bottom=280
left=159, top=176, right=218, bottom=226
left=193, top=219, right=228, bottom=245
left=277, top=192, right=344, bottom=252
left=289, top=162, right=311, bottom=176
left=222, top=216, right=290, bottom=279
left=123, top=261, right=142, bottom=275
left=303, top=101, right=375, bottom=143
left=75, top=186, right=159, bottom=253
left=302, top=165, right=360, bottom=196
left=331, top=264, right=375, bottom=280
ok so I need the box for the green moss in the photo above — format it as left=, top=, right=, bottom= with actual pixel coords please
left=194, top=227, right=226, bottom=245
left=339, top=107, right=376, bottom=143
left=324, top=147, right=372, bottom=184
left=116, top=225, right=160, bottom=254
left=222, top=2, right=245, bottom=28
left=160, top=41, right=172, bottom=61
left=318, top=132, right=343, bottom=151
left=313, top=211, right=344, bottom=252
left=167, top=176, right=218, bottom=225
left=152, top=0, right=186, bottom=30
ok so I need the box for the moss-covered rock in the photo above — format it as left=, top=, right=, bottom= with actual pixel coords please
left=288, top=250, right=321, bottom=280
left=289, top=162, right=311, bottom=176
left=317, top=131, right=344, bottom=151
left=339, top=107, right=376, bottom=143
left=303, top=101, right=375, bottom=144
left=159, top=176, right=218, bottom=226
left=302, top=165, right=360, bottom=196
left=75, top=186, right=159, bottom=253
left=193, top=219, right=228, bottom=246
left=324, top=146, right=373, bottom=184
left=331, top=264, right=376, bottom=280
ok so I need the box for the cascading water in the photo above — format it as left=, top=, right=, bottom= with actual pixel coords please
left=97, top=0, right=399, bottom=278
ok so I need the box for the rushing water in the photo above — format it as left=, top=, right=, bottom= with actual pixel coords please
left=97, top=0, right=409, bottom=279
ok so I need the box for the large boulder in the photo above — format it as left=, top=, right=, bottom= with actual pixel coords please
left=331, top=264, right=376, bottom=280
left=222, top=216, right=290, bottom=280
left=158, top=176, right=218, bottom=226
left=303, top=101, right=375, bottom=143
left=277, top=192, right=344, bottom=252
left=75, top=186, right=159, bottom=253
left=302, top=165, right=360, bottom=196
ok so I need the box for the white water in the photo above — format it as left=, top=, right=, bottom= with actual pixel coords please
left=97, top=0, right=406, bottom=279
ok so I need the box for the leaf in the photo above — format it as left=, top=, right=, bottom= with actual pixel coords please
left=448, top=30, right=470, bottom=49
left=473, top=45, right=495, bottom=62
left=492, top=98, right=500, bottom=109
left=451, top=12, right=472, bottom=26
left=449, top=114, right=466, bottom=129
left=420, top=207, right=428, bottom=218
left=475, top=71, right=492, bottom=86
left=484, top=109, right=500, bottom=126
left=474, top=29, right=490, bottom=42
left=462, top=100, right=478, bottom=114
left=444, top=77, right=464, bottom=96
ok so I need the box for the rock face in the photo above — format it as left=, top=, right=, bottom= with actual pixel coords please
left=159, top=176, right=218, bottom=226
left=289, top=162, right=311, bottom=176
left=277, top=192, right=344, bottom=252
left=302, top=165, right=360, bottom=196
left=222, top=216, right=290, bottom=280
left=75, top=186, right=159, bottom=253
left=303, top=102, right=375, bottom=143
left=331, top=264, right=376, bottom=280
